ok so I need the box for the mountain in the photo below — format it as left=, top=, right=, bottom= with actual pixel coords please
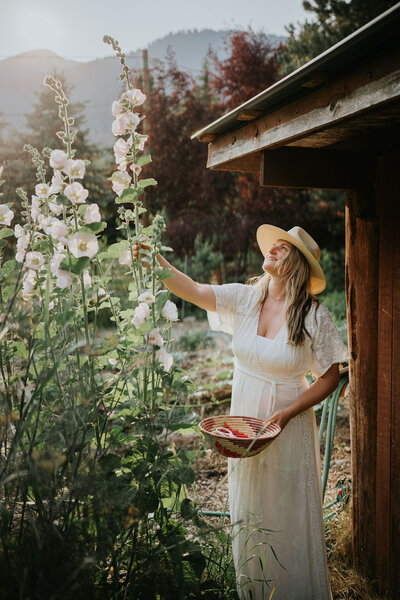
left=0, top=30, right=283, bottom=148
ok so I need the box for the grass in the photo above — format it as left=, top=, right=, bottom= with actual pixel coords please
left=327, top=505, right=390, bottom=600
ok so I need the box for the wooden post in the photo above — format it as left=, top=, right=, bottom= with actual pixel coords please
left=375, top=149, right=400, bottom=596
left=345, top=181, right=379, bottom=576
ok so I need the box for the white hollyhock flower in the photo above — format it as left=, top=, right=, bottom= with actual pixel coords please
left=131, top=302, right=151, bottom=328
left=49, top=170, right=64, bottom=194
left=156, top=348, right=173, bottom=372
left=112, top=100, right=124, bottom=116
left=35, top=183, right=50, bottom=199
left=133, top=134, right=148, bottom=151
left=162, top=300, right=178, bottom=321
left=25, top=251, right=45, bottom=271
left=147, top=328, right=164, bottom=347
left=130, top=163, right=142, bottom=177
left=113, top=137, right=132, bottom=165
left=63, top=158, right=86, bottom=179
left=56, top=270, right=73, bottom=289
left=138, top=291, right=155, bottom=305
left=22, top=269, right=37, bottom=300
left=84, top=204, right=101, bottom=224
left=111, top=171, right=131, bottom=197
left=82, top=270, right=92, bottom=287
left=50, top=149, right=69, bottom=170
left=118, top=249, right=132, bottom=266
left=50, top=251, right=64, bottom=276
left=38, top=215, right=55, bottom=235
left=14, top=224, right=24, bottom=238
left=64, top=182, right=89, bottom=205
left=63, top=159, right=85, bottom=179
left=111, top=112, right=140, bottom=136
left=49, top=201, right=64, bottom=216
left=68, top=231, right=98, bottom=258
left=16, top=234, right=30, bottom=262
left=50, top=219, right=68, bottom=242
left=0, top=205, right=14, bottom=226
left=31, top=197, right=41, bottom=222
left=122, top=88, right=146, bottom=106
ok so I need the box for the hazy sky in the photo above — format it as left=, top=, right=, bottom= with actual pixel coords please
left=0, top=0, right=310, bottom=61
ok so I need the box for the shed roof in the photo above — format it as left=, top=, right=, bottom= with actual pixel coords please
left=191, top=2, right=400, bottom=142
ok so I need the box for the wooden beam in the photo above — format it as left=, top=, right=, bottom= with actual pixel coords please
left=236, top=110, right=263, bottom=121
left=260, top=147, right=374, bottom=190
left=207, top=151, right=260, bottom=173
left=345, top=185, right=379, bottom=577
left=206, top=48, right=400, bottom=170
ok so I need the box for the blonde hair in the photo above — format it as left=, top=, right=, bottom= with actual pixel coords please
left=251, top=245, right=319, bottom=345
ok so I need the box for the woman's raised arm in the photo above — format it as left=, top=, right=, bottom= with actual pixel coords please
left=133, top=242, right=216, bottom=312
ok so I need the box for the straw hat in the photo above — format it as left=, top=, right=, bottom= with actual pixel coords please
left=256, top=225, right=326, bottom=295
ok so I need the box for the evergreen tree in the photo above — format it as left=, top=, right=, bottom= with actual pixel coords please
left=280, top=0, right=398, bottom=74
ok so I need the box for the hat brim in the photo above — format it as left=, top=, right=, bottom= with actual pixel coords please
left=256, top=225, right=326, bottom=295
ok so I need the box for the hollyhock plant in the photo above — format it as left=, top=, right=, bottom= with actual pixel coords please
left=0, top=40, right=204, bottom=598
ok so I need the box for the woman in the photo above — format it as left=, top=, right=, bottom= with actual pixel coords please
left=134, top=224, right=348, bottom=599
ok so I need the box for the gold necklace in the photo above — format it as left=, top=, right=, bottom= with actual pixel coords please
left=268, top=293, right=286, bottom=303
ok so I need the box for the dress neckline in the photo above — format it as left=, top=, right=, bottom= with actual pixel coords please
left=256, top=323, right=285, bottom=341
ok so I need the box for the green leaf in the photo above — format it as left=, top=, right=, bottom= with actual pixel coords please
left=0, top=228, right=14, bottom=240
left=0, top=260, right=17, bottom=278
left=138, top=178, right=157, bottom=189
left=98, top=240, right=129, bottom=260
left=155, top=407, right=198, bottom=431
left=136, top=154, right=152, bottom=167
left=60, top=256, right=90, bottom=275
left=80, top=222, right=107, bottom=234
left=116, top=187, right=142, bottom=204
left=0, top=240, right=7, bottom=249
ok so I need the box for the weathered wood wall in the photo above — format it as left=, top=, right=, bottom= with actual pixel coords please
left=375, top=149, right=400, bottom=596
left=345, top=184, right=380, bottom=576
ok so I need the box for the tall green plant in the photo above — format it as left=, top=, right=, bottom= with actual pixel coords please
left=0, top=37, right=235, bottom=600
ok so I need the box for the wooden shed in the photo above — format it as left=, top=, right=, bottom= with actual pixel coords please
left=192, top=4, right=400, bottom=596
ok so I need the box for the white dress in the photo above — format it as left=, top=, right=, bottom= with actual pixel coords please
left=207, top=283, right=348, bottom=600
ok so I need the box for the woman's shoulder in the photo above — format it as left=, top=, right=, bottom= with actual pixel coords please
left=305, top=301, right=334, bottom=334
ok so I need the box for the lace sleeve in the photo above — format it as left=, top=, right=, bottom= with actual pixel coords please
left=310, top=304, right=348, bottom=378
left=207, top=283, right=245, bottom=336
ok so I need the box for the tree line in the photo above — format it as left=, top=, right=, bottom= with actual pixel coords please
left=1, top=0, right=396, bottom=290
